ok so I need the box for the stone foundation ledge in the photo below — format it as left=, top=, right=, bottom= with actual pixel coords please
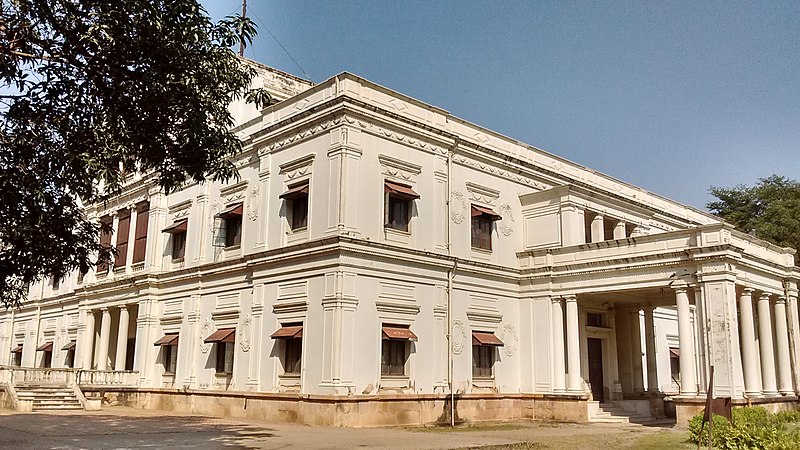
left=81, top=387, right=590, bottom=427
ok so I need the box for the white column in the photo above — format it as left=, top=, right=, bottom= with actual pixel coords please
left=613, top=221, right=626, bottom=240
left=676, top=286, right=698, bottom=395
left=590, top=215, right=604, bottom=242
left=774, top=296, right=793, bottom=395
left=97, top=308, right=112, bottom=371
left=629, top=308, right=644, bottom=393
left=758, top=293, right=778, bottom=395
left=643, top=307, right=659, bottom=393
left=565, top=295, right=582, bottom=392
left=114, top=305, right=130, bottom=371
left=788, top=292, right=800, bottom=395
left=83, top=310, right=96, bottom=369
left=739, top=288, right=761, bottom=396
left=552, top=297, right=566, bottom=392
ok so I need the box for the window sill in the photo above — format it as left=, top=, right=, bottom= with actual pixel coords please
left=286, top=227, right=308, bottom=244
left=113, top=266, right=126, bottom=274
left=215, top=372, right=232, bottom=377
left=380, top=375, right=411, bottom=389
left=384, top=227, right=412, bottom=245
left=223, top=245, right=241, bottom=251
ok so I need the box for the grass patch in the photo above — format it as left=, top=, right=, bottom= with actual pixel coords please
left=633, top=431, right=694, bottom=450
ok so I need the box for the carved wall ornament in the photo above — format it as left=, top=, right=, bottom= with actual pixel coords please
left=378, top=154, right=422, bottom=182
left=451, top=319, right=467, bottom=355
left=208, top=201, right=220, bottom=232
left=247, top=185, right=260, bottom=221
left=278, top=153, right=315, bottom=181
left=498, top=323, right=519, bottom=357
left=240, top=314, right=251, bottom=352
left=200, top=318, right=214, bottom=354
left=450, top=190, right=467, bottom=224
left=498, top=203, right=514, bottom=236
left=465, top=182, right=500, bottom=204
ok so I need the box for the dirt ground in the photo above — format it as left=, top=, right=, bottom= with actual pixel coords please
left=0, top=406, right=691, bottom=449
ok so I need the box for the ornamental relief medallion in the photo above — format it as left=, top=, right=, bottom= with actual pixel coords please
left=240, top=314, right=251, bottom=353
left=200, top=318, right=214, bottom=354
left=451, top=319, right=467, bottom=355
left=498, top=323, right=519, bottom=357
left=498, top=204, right=514, bottom=236
left=450, top=190, right=466, bottom=224
left=208, top=201, right=220, bottom=232
left=247, top=185, right=259, bottom=221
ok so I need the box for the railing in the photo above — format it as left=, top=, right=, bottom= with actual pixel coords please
left=0, top=366, right=76, bottom=385
left=76, top=369, right=139, bottom=387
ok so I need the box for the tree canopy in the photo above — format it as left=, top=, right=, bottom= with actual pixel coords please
left=0, top=0, right=270, bottom=308
left=708, top=175, right=800, bottom=256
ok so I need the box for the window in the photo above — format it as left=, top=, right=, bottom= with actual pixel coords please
left=471, top=331, right=503, bottom=378
left=154, top=334, right=179, bottom=374
left=51, top=277, right=60, bottom=290
left=203, top=328, right=235, bottom=375
left=62, top=341, right=76, bottom=368
left=216, top=204, right=243, bottom=248
left=470, top=205, right=501, bottom=250
left=215, top=342, right=234, bottom=374
left=11, top=345, right=22, bottom=366
left=97, top=215, right=113, bottom=274
left=384, top=181, right=420, bottom=232
left=271, top=323, right=303, bottom=375
left=132, top=201, right=150, bottom=263
left=280, top=181, right=309, bottom=231
left=37, top=342, right=53, bottom=368
left=115, top=209, right=131, bottom=268
left=587, top=312, right=606, bottom=328
left=163, top=219, right=188, bottom=260
left=381, top=324, right=417, bottom=376
left=669, top=347, right=680, bottom=382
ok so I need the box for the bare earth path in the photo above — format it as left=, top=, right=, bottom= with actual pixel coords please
left=0, top=407, right=686, bottom=449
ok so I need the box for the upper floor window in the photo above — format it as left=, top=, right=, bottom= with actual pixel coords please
left=115, top=209, right=131, bottom=268
left=97, top=215, right=113, bottom=275
left=217, top=203, right=243, bottom=248
left=162, top=219, right=188, bottom=260
left=470, top=205, right=501, bottom=251
left=384, top=181, right=420, bottom=232
left=280, top=181, right=309, bottom=231
left=132, top=201, right=150, bottom=264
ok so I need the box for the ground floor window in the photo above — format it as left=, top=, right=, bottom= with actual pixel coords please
left=42, top=351, right=52, bottom=368
left=215, top=342, right=234, bottom=374
left=65, top=349, right=75, bottom=368
left=163, top=345, right=178, bottom=374
left=11, top=345, right=22, bottom=366
left=381, top=340, right=408, bottom=376
left=669, top=347, right=680, bottom=383
left=284, top=338, right=302, bottom=375
left=471, top=331, right=504, bottom=379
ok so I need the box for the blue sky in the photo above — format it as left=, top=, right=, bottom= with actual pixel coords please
left=202, top=1, right=800, bottom=210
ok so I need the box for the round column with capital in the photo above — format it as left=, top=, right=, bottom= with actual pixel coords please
left=82, top=310, right=96, bottom=369
left=675, top=285, right=698, bottom=395
left=114, top=304, right=130, bottom=371
left=643, top=306, right=659, bottom=393
left=552, top=297, right=566, bottom=392
left=565, top=295, right=582, bottom=393
left=774, top=296, right=793, bottom=395
left=758, top=293, right=778, bottom=395
left=739, top=288, right=762, bottom=396
left=97, top=308, right=112, bottom=371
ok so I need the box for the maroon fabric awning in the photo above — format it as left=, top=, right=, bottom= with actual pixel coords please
left=204, top=328, right=236, bottom=344
left=471, top=205, right=502, bottom=221
left=382, top=326, right=418, bottom=342
left=61, top=341, right=76, bottom=351
left=279, top=182, right=309, bottom=200
left=217, top=203, right=243, bottom=219
left=384, top=181, right=420, bottom=200
left=271, top=325, right=303, bottom=339
left=472, top=332, right=504, bottom=347
left=11, top=345, right=23, bottom=353
left=36, top=342, right=53, bottom=352
left=162, top=219, right=188, bottom=234
left=154, top=334, right=179, bottom=347
left=669, top=348, right=680, bottom=358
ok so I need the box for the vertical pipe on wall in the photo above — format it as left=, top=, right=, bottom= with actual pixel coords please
left=446, top=138, right=459, bottom=427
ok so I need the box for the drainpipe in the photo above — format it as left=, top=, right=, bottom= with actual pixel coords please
left=446, top=138, right=459, bottom=427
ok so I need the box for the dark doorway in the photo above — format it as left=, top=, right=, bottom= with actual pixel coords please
left=588, top=337, right=604, bottom=403
left=126, top=338, right=136, bottom=370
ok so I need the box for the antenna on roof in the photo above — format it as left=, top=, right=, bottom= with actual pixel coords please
left=239, top=0, right=247, bottom=57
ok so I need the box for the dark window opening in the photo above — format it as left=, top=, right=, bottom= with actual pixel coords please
left=381, top=339, right=408, bottom=376
left=97, top=215, right=113, bottom=274
left=172, top=231, right=187, bottom=260
left=215, top=342, right=234, bottom=374
left=472, top=345, right=494, bottom=378
left=587, top=312, right=606, bottom=328
left=162, top=345, right=177, bottom=374
left=280, top=182, right=310, bottom=231
left=384, top=181, right=419, bottom=232
left=115, top=210, right=131, bottom=268
left=470, top=205, right=501, bottom=250
left=669, top=347, right=680, bottom=383
left=284, top=338, right=302, bottom=374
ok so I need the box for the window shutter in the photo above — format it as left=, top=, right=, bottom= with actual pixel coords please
left=115, top=211, right=131, bottom=268
left=132, top=202, right=149, bottom=263
left=97, top=215, right=113, bottom=274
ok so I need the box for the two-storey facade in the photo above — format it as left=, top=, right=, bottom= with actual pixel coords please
left=2, top=64, right=799, bottom=426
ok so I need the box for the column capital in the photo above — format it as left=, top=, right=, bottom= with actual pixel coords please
left=551, top=297, right=563, bottom=305
left=100, top=307, right=110, bottom=313
left=775, top=295, right=787, bottom=304
left=671, top=280, right=689, bottom=294
left=742, top=287, right=755, bottom=295
left=758, top=292, right=773, bottom=302
left=118, top=304, right=128, bottom=311
left=562, top=294, right=577, bottom=302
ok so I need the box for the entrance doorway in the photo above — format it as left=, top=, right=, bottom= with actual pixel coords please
left=587, top=337, right=604, bottom=402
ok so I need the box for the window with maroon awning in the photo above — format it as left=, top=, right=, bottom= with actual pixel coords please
left=470, top=205, right=502, bottom=221
left=162, top=219, right=188, bottom=234
left=132, top=201, right=149, bottom=263
left=115, top=209, right=131, bottom=268
left=382, top=325, right=418, bottom=342
left=11, top=345, right=23, bottom=353
left=279, top=182, right=309, bottom=200
left=217, top=203, right=243, bottom=219
left=154, top=334, right=179, bottom=346
left=204, top=328, right=236, bottom=343
left=271, top=324, right=303, bottom=339
left=472, top=331, right=504, bottom=347
left=36, top=342, right=53, bottom=352
left=384, top=180, right=420, bottom=200
left=61, top=341, right=76, bottom=351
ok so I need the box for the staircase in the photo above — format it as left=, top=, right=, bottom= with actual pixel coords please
left=14, top=384, right=84, bottom=411
left=589, top=401, right=652, bottom=424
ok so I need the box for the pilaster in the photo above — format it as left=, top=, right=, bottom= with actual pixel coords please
left=319, top=271, right=358, bottom=394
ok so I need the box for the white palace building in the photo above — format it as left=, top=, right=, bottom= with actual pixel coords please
left=2, top=62, right=799, bottom=426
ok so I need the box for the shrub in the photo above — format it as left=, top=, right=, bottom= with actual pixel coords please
left=687, top=406, right=800, bottom=450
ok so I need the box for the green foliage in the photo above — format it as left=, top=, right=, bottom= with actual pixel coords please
left=708, top=175, right=800, bottom=257
left=688, top=406, right=800, bottom=449
left=0, top=0, right=271, bottom=307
